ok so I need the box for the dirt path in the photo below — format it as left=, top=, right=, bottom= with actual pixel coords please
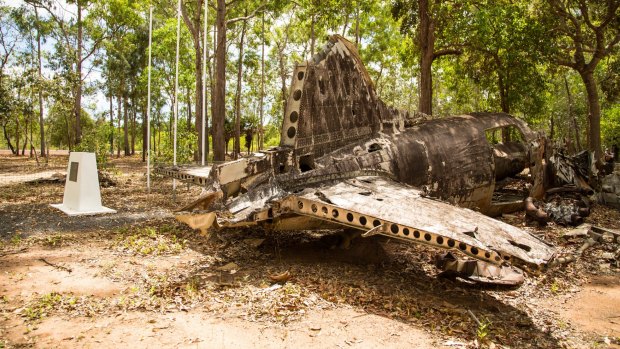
left=1, top=155, right=620, bottom=349
left=4, top=308, right=443, bottom=349
left=551, top=276, right=620, bottom=338
left=0, top=170, right=65, bottom=187
left=0, top=238, right=445, bottom=349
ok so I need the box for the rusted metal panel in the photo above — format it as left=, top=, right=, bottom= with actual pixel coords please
left=154, top=166, right=213, bottom=186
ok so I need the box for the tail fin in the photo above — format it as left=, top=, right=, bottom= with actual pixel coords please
left=280, top=35, right=410, bottom=165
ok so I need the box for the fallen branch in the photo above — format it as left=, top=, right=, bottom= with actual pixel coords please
left=467, top=309, right=482, bottom=327
left=0, top=247, right=28, bottom=257
left=39, top=258, right=72, bottom=273
left=549, top=232, right=603, bottom=267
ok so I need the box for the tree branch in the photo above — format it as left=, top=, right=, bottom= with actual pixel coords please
left=432, top=48, right=462, bottom=60
left=0, top=30, right=18, bottom=72
left=32, top=0, right=72, bottom=54
left=576, top=0, right=596, bottom=31
left=604, top=31, right=620, bottom=55
left=80, top=30, right=114, bottom=64
left=180, top=0, right=197, bottom=38
left=226, top=4, right=265, bottom=25
left=556, top=58, right=578, bottom=69
left=598, top=1, right=620, bottom=29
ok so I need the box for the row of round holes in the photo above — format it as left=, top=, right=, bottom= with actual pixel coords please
left=388, top=222, right=503, bottom=262
left=286, top=70, right=305, bottom=139
left=299, top=200, right=505, bottom=263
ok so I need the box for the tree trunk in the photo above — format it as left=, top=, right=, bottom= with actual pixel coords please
left=2, top=123, right=15, bottom=154
left=35, top=7, right=45, bottom=157
left=29, top=110, right=33, bottom=157
left=564, top=75, right=581, bottom=152
left=131, top=98, right=136, bottom=155
left=180, top=0, right=205, bottom=163
left=549, top=114, right=555, bottom=141
left=117, top=94, right=122, bottom=158
left=109, top=91, right=114, bottom=154
left=15, top=110, right=19, bottom=156
left=258, top=11, right=265, bottom=150
left=213, top=0, right=227, bottom=161
left=187, top=85, right=192, bottom=132
left=234, top=16, right=247, bottom=160
left=208, top=19, right=217, bottom=161
left=142, top=105, right=147, bottom=162
left=418, top=0, right=433, bottom=115
left=278, top=50, right=288, bottom=119
left=580, top=70, right=602, bottom=161
left=21, top=121, right=27, bottom=155
left=74, top=0, right=83, bottom=144
left=15, top=79, right=21, bottom=154
left=497, top=68, right=511, bottom=142
left=498, top=75, right=509, bottom=113
left=123, top=94, right=130, bottom=156
left=64, top=110, right=72, bottom=151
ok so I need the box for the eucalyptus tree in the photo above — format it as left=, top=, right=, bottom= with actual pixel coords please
left=354, top=0, right=412, bottom=108
left=461, top=0, right=547, bottom=119
left=150, top=13, right=194, bottom=160
left=100, top=0, right=145, bottom=156
left=542, top=0, right=620, bottom=161
left=391, top=0, right=468, bottom=116
left=0, top=3, right=19, bottom=153
left=29, top=0, right=110, bottom=145
left=4, top=4, right=50, bottom=156
left=31, top=5, right=52, bottom=157
left=210, top=0, right=274, bottom=161
left=232, top=10, right=248, bottom=159
left=179, top=0, right=209, bottom=161
left=267, top=7, right=299, bottom=128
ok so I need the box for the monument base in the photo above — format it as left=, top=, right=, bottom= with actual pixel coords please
left=50, top=203, right=116, bottom=216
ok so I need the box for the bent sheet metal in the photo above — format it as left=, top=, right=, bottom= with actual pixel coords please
left=160, top=35, right=557, bottom=285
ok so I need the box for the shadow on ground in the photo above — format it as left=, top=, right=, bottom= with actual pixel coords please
left=174, top=226, right=559, bottom=348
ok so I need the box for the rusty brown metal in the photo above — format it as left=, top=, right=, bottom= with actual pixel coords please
left=161, top=35, right=562, bottom=283
left=435, top=252, right=525, bottom=286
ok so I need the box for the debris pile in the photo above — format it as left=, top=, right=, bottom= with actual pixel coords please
left=600, top=166, right=620, bottom=209
left=524, top=149, right=596, bottom=227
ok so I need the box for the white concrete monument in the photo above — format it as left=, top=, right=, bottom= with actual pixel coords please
left=51, top=152, right=116, bottom=216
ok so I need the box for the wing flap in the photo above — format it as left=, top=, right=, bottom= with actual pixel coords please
left=278, top=176, right=554, bottom=267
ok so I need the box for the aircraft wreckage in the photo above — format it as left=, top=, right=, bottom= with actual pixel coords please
left=156, top=35, right=614, bottom=285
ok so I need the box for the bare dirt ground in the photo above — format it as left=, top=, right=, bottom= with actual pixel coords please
left=1, top=154, right=620, bottom=349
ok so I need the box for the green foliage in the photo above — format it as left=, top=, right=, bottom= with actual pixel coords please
left=461, top=0, right=547, bottom=117
left=1, top=0, right=618, bottom=159
left=550, top=280, right=560, bottom=294
left=114, top=225, right=187, bottom=256
left=22, top=292, right=63, bottom=321
left=153, top=119, right=197, bottom=164
left=600, top=58, right=620, bottom=104
left=74, top=117, right=113, bottom=168
left=10, top=233, right=22, bottom=245
left=602, top=104, right=620, bottom=150
left=263, top=122, right=281, bottom=148
left=47, top=101, right=94, bottom=150
left=477, top=317, right=492, bottom=342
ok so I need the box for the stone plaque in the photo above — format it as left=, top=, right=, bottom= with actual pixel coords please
left=69, top=161, right=79, bottom=182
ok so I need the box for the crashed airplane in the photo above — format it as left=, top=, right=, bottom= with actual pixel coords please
left=157, top=35, right=561, bottom=285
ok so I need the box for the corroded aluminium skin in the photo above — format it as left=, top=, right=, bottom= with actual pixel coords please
left=168, top=35, right=556, bottom=276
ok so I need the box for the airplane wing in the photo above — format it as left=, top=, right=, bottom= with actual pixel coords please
left=177, top=175, right=555, bottom=268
